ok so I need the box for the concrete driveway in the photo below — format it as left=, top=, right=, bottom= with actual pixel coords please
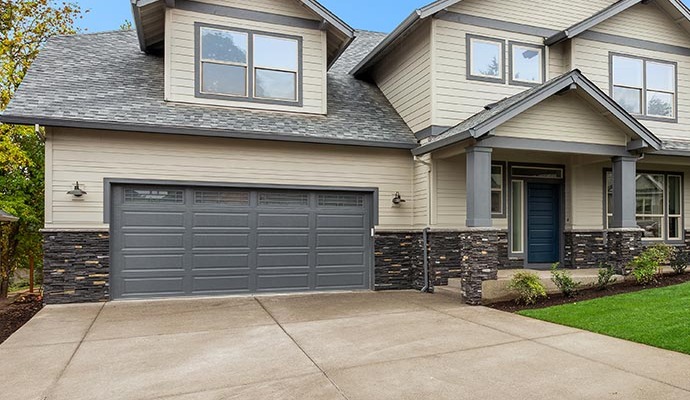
left=3, top=291, right=690, bottom=400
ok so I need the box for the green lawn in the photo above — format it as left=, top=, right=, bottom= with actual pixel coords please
left=518, top=282, right=690, bottom=355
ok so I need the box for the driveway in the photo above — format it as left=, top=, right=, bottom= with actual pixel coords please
left=3, top=291, right=690, bottom=400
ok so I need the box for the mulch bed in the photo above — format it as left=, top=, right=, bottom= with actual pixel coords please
left=0, top=293, right=43, bottom=345
left=489, top=272, right=690, bottom=313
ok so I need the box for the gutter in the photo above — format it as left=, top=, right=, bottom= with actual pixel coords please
left=0, top=114, right=418, bottom=150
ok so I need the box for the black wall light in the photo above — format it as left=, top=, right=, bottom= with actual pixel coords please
left=392, top=192, right=406, bottom=206
left=67, top=182, right=87, bottom=197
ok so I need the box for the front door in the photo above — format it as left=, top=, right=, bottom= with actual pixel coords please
left=527, top=183, right=560, bottom=265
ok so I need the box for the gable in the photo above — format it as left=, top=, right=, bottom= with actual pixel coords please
left=493, top=90, right=629, bottom=146
left=197, top=0, right=319, bottom=20
left=590, top=2, right=690, bottom=47
left=447, top=0, right=616, bottom=30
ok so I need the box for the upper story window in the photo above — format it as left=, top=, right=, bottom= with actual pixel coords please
left=196, top=23, right=302, bottom=105
left=468, top=35, right=505, bottom=83
left=509, top=42, right=544, bottom=86
left=611, top=54, right=676, bottom=121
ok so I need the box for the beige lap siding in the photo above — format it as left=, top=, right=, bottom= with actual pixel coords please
left=431, top=21, right=564, bottom=128
left=44, top=128, right=414, bottom=230
left=196, top=0, right=319, bottom=20
left=372, top=20, right=432, bottom=134
left=447, top=0, right=616, bottom=30
left=573, top=38, right=690, bottom=143
left=165, top=6, right=327, bottom=114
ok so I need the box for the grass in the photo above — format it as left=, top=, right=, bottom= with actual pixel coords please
left=518, top=282, right=690, bottom=355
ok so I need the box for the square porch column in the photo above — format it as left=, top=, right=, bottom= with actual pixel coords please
left=466, top=146, right=493, bottom=228
left=611, top=156, right=637, bottom=229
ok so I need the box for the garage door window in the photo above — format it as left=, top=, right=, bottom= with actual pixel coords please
left=124, top=188, right=184, bottom=204
left=195, top=190, right=250, bottom=206
left=318, top=194, right=364, bottom=208
left=259, top=192, right=309, bottom=207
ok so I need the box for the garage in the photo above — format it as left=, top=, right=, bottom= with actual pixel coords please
left=110, top=185, right=374, bottom=299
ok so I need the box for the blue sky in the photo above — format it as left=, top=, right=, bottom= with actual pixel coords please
left=75, top=1, right=436, bottom=33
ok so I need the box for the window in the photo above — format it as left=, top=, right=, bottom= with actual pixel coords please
left=510, top=42, right=544, bottom=85
left=511, top=180, right=524, bottom=253
left=194, top=190, right=250, bottom=206
left=124, top=189, right=184, bottom=204
left=511, top=166, right=564, bottom=179
left=611, top=54, right=676, bottom=119
left=197, top=24, right=301, bottom=104
left=468, top=35, right=504, bottom=82
left=318, top=194, right=364, bottom=208
left=491, top=164, right=505, bottom=215
left=606, top=171, right=683, bottom=241
left=259, top=192, right=309, bottom=207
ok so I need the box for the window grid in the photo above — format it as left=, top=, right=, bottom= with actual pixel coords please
left=199, top=27, right=249, bottom=97
left=511, top=180, right=525, bottom=254
left=124, top=189, right=184, bottom=204
left=259, top=192, right=309, bottom=207
left=605, top=171, right=683, bottom=241
left=491, top=164, right=504, bottom=216
left=318, top=194, right=364, bottom=208
left=611, top=54, right=676, bottom=120
left=253, top=35, right=299, bottom=102
left=194, top=190, right=250, bottom=206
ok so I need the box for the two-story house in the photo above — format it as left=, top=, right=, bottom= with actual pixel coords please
left=3, top=0, right=690, bottom=305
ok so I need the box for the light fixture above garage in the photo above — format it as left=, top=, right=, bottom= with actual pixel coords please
left=67, top=182, right=87, bottom=197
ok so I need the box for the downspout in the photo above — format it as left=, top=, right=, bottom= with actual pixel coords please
left=414, top=156, right=433, bottom=293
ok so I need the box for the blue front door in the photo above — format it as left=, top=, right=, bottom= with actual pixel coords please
left=527, top=183, right=560, bottom=264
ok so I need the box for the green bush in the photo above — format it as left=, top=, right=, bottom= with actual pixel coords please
left=597, top=263, right=617, bottom=291
left=629, top=246, right=667, bottom=285
left=508, top=271, right=547, bottom=305
left=671, top=250, right=689, bottom=275
left=647, top=243, right=675, bottom=266
left=550, top=263, right=581, bottom=297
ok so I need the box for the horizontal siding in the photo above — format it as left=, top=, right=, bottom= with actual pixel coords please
left=494, top=91, right=629, bottom=146
left=166, top=7, right=326, bottom=114
left=197, top=0, right=318, bottom=20
left=45, top=129, right=414, bottom=230
left=591, top=3, right=690, bottom=48
left=373, top=21, right=432, bottom=133
left=413, top=155, right=430, bottom=227
left=573, top=38, right=690, bottom=143
left=434, top=156, right=466, bottom=228
left=448, top=0, right=616, bottom=30
left=432, top=20, right=564, bottom=128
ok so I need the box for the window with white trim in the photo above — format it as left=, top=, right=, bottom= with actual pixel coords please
left=469, top=35, right=504, bottom=82
left=606, top=171, right=683, bottom=240
left=491, top=164, right=504, bottom=215
left=510, top=42, right=544, bottom=85
left=511, top=180, right=525, bottom=253
left=198, top=25, right=301, bottom=103
left=611, top=54, right=676, bottom=119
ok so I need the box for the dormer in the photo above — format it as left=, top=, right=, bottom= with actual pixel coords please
left=131, top=0, right=354, bottom=115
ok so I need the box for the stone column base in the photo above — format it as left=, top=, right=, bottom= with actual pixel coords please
left=563, top=231, right=607, bottom=269
left=374, top=232, right=424, bottom=291
left=460, top=229, right=502, bottom=306
left=42, top=230, right=110, bottom=304
left=607, top=229, right=644, bottom=271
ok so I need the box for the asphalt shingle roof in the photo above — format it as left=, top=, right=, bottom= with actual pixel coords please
left=1, top=29, right=416, bottom=149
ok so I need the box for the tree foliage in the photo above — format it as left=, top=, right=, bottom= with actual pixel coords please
left=0, top=0, right=83, bottom=297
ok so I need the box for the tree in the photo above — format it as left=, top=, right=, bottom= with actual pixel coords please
left=0, top=0, right=83, bottom=298
left=120, top=20, right=133, bottom=31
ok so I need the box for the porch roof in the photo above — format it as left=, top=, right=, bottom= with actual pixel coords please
left=0, top=210, right=18, bottom=223
left=412, top=70, right=663, bottom=156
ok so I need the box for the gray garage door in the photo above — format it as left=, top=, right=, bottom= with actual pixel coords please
left=110, top=185, right=373, bottom=299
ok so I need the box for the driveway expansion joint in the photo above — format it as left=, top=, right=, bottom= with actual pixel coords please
left=254, top=297, right=351, bottom=400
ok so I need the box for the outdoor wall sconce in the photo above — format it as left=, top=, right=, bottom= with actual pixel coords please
left=67, top=182, right=87, bottom=197
left=392, top=192, right=406, bottom=206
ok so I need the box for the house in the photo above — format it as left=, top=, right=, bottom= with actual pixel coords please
left=3, top=0, right=690, bottom=305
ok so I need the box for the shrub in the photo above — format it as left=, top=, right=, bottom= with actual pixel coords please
left=550, top=263, right=581, bottom=297
left=647, top=243, right=675, bottom=267
left=670, top=250, right=690, bottom=275
left=629, top=247, right=667, bottom=285
left=596, top=263, right=617, bottom=291
left=508, top=271, right=547, bottom=305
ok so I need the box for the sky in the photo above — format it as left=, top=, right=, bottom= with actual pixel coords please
left=75, top=0, right=433, bottom=34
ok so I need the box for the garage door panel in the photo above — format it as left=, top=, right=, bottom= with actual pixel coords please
left=258, top=214, right=309, bottom=228
left=122, top=254, right=185, bottom=271
left=257, top=233, right=309, bottom=248
left=257, top=253, right=309, bottom=268
left=193, top=213, right=250, bottom=228
left=192, top=233, right=250, bottom=249
left=121, top=277, right=185, bottom=297
left=192, top=276, right=250, bottom=293
left=112, top=185, right=371, bottom=299
left=317, top=233, right=365, bottom=247
left=256, top=274, right=310, bottom=291
left=121, top=211, right=185, bottom=228
left=123, top=233, right=185, bottom=250
left=317, top=252, right=365, bottom=267
left=192, top=254, right=250, bottom=270
left=316, top=272, right=365, bottom=288
left=317, top=214, right=365, bottom=228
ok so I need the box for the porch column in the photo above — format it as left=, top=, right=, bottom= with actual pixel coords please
left=611, top=156, right=637, bottom=229
left=466, top=146, right=493, bottom=228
